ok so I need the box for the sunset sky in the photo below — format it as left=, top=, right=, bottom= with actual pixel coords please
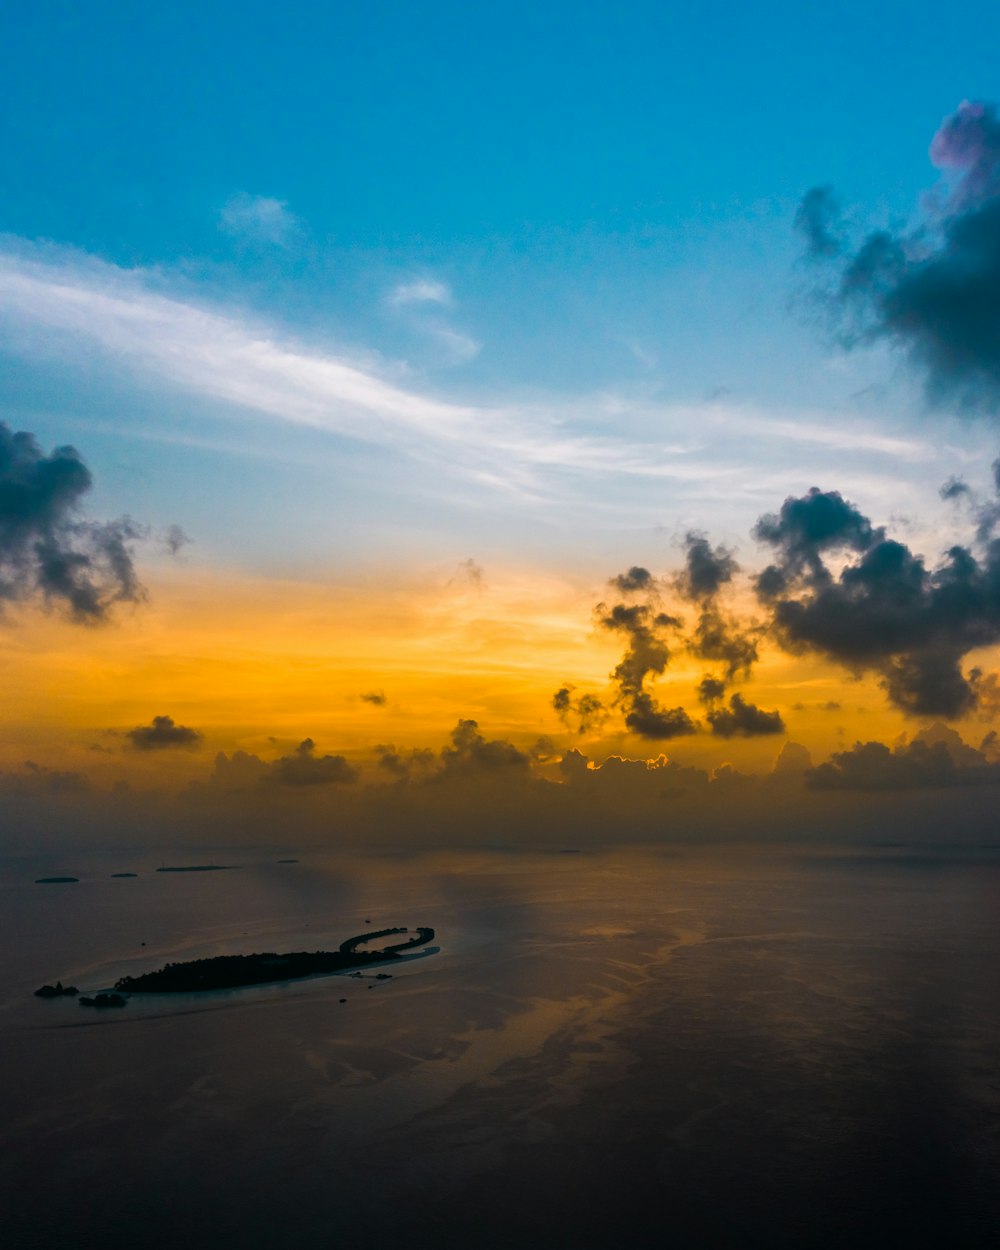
left=4, top=1, right=1000, bottom=846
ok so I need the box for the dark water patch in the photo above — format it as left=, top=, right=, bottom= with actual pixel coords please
left=34, top=876, right=79, bottom=884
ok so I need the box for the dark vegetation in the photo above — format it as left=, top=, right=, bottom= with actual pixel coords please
left=114, top=927, right=435, bottom=994
left=35, top=981, right=78, bottom=997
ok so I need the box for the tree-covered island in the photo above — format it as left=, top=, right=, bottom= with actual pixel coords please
left=113, top=926, right=435, bottom=994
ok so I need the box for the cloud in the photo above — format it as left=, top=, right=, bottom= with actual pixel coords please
left=801, top=100, right=1000, bottom=409
left=359, top=689, right=387, bottom=706
left=388, top=278, right=453, bottom=308
left=552, top=685, right=608, bottom=735
left=940, top=476, right=971, bottom=502
left=596, top=592, right=695, bottom=740
left=674, top=532, right=738, bottom=602
left=374, top=743, right=437, bottom=782
left=0, top=760, right=90, bottom=795
left=794, top=185, right=845, bottom=259
left=437, top=719, right=531, bottom=778
left=753, top=484, right=1000, bottom=717
left=219, top=192, right=300, bottom=246
left=611, top=566, right=656, bottom=593
left=164, top=524, right=192, bottom=556
left=807, top=724, right=1000, bottom=790
left=0, top=422, right=144, bottom=622
left=269, top=738, right=359, bottom=786
left=706, top=692, right=785, bottom=738
left=127, top=715, right=202, bottom=751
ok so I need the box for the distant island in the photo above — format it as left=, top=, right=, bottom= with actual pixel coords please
left=111, top=872, right=138, bottom=878
left=114, top=926, right=435, bottom=994
left=155, top=864, right=236, bottom=873
left=35, top=981, right=78, bottom=998
left=35, top=876, right=79, bottom=884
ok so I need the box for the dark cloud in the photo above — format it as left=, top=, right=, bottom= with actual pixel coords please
left=674, top=532, right=761, bottom=681
left=794, top=185, right=845, bottom=259
left=801, top=101, right=1000, bottom=409
left=269, top=739, right=359, bottom=786
left=205, top=739, right=358, bottom=790
left=675, top=532, right=738, bottom=603
left=0, top=423, right=144, bottom=622
left=624, top=692, right=697, bottom=739
left=689, top=606, right=760, bottom=680
left=807, top=725, right=1000, bottom=790
left=552, top=685, right=608, bottom=735
left=127, top=715, right=202, bottom=751
left=611, top=566, right=655, bottom=593
left=375, top=743, right=437, bottom=781
left=754, top=485, right=1000, bottom=717
left=164, top=525, right=192, bottom=556
left=706, top=693, right=784, bottom=738
left=438, top=719, right=531, bottom=777
left=596, top=591, right=695, bottom=740
left=0, top=761, right=90, bottom=796
left=360, top=690, right=387, bottom=706
left=940, top=476, right=971, bottom=502
left=697, top=676, right=727, bottom=704
left=771, top=741, right=813, bottom=776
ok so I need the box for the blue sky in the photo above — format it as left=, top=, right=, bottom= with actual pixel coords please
left=2, top=1, right=999, bottom=577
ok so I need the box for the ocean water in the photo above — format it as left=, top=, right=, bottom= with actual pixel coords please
left=2, top=844, right=999, bottom=1249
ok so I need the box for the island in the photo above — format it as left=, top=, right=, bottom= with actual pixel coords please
left=155, top=864, right=236, bottom=873
left=79, top=993, right=127, bottom=1009
left=35, top=981, right=78, bottom=998
left=113, top=926, right=435, bottom=994
left=34, top=876, right=79, bottom=884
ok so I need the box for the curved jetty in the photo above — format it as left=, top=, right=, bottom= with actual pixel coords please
left=114, top=926, right=436, bottom=994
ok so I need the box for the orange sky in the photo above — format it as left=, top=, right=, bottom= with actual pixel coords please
left=2, top=557, right=979, bottom=793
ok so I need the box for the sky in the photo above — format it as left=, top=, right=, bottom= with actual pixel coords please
left=3, top=1, right=1000, bottom=848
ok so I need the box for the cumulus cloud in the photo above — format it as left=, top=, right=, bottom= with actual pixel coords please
left=800, top=100, right=1000, bottom=409
left=611, top=565, right=656, bottom=593
left=437, top=719, right=531, bottom=778
left=219, top=192, right=300, bottom=246
left=0, top=422, right=144, bottom=622
left=552, top=685, right=608, bottom=735
left=706, top=692, right=785, bottom=738
left=807, top=724, right=1000, bottom=790
left=0, top=760, right=90, bottom=795
left=360, top=689, right=387, bottom=706
left=127, top=715, right=203, bottom=751
left=596, top=591, right=695, bottom=740
left=202, top=738, right=358, bottom=790
left=269, top=739, right=359, bottom=786
left=753, top=484, right=1000, bottom=717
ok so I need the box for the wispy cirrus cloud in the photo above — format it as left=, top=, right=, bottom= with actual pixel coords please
left=0, top=241, right=945, bottom=519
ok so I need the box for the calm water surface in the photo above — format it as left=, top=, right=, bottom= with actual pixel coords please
left=2, top=845, right=999, bottom=1249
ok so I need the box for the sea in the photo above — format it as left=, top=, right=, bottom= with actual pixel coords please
left=2, top=843, right=999, bottom=1249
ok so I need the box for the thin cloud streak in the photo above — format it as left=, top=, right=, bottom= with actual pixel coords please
left=0, top=244, right=940, bottom=508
